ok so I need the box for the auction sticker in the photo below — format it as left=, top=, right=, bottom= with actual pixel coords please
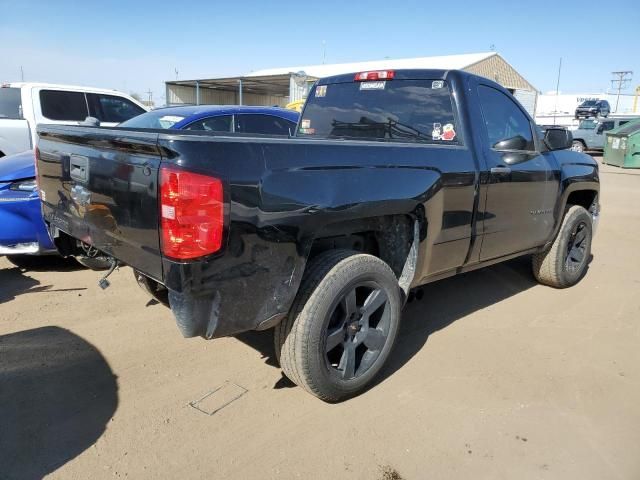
left=360, top=81, right=386, bottom=91
left=315, top=85, right=327, bottom=97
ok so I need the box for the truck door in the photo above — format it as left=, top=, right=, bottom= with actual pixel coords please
left=476, top=84, right=560, bottom=261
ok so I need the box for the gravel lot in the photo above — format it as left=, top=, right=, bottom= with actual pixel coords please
left=1, top=156, right=639, bottom=480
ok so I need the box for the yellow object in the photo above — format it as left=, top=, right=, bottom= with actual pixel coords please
left=285, top=100, right=305, bottom=112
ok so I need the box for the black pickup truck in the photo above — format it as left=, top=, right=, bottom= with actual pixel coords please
left=37, top=69, right=599, bottom=401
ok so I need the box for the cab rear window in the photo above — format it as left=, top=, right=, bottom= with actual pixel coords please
left=298, top=79, right=458, bottom=144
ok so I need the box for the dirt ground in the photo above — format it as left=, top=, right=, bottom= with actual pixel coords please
left=1, top=156, right=639, bottom=480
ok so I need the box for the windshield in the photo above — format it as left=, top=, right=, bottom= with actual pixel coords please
left=578, top=119, right=597, bottom=130
left=0, top=87, right=22, bottom=119
left=119, top=110, right=186, bottom=129
left=299, top=79, right=458, bottom=144
left=580, top=100, right=597, bottom=107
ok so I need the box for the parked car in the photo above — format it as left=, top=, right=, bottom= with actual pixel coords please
left=118, top=105, right=299, bottom=134
left=571, top=116, right=640, bottom=152
left=0, top=150, right=56, bottom=263
left=574, top=99, right=610, bottom=119
left=37, top=69, right=599, bottom=401
left=0, top=83, right=147, bottom=158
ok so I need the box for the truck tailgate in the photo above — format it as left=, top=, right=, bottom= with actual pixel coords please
left=37, top=125, right=164, bottom=281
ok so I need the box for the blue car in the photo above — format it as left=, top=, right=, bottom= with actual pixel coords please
left=1, top=105, right=299, bottom=267
left=0, top=150, right=56, bottom=259
left=119, top=105, right=299, bottom=134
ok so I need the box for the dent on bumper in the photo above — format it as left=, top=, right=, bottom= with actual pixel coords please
left=169, top=290, right=221, bottom=339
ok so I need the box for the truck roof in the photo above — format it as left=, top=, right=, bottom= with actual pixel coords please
left=2, top=82, right=137, bottom=96
left=316, top=68, right=493, bottom=87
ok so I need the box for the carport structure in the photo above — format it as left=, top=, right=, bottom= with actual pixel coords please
left=166, top=74, right=294, bottom=108
left=166, top=52, right=538, bottom=115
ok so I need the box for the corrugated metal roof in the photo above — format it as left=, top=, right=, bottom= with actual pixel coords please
left=245, top=52, right=496, bottom=79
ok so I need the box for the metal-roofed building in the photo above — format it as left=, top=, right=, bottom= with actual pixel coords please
left=166, top=52, right=538, bottom=115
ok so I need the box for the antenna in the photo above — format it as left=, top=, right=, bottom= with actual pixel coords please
left=322, top=40, right=327, bottom=64
left=611, top=71, right=633, bottom=113
left=553, top=57, right=562, bottom=125
left=20, top=66, right=24, bottom=82
left=174, top=68, right=179, bottom=80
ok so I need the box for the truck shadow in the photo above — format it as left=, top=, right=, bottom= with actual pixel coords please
left=0, top=258, right=87, bottom=304
left=0, top=326, right=118, bottom=480
left=236, top=256, right=563, bottom=392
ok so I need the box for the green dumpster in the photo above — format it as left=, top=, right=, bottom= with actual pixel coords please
left=603, top=119, right=640, bottom=168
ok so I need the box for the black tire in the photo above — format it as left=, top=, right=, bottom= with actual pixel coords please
left=6, top=255, right=38, bottom=269
left=133, top=270, right=169, bottom=307
left=274, top=250, right=402, bottom=402
left=75, top=255, right=112, bottom=270
left=532, top=205, right=592, bottom=288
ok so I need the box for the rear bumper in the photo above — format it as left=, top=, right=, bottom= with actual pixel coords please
left=160, top=230, right=306, bottom=339
left=0, top=196, right=56, bottom=255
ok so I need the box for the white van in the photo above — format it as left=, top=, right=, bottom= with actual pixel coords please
left=0, top=83, right=148, bottom=157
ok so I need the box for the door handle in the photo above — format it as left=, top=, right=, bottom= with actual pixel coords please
left=490, top=166, right=511, bottom=175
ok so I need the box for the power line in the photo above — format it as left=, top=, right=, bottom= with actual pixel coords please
left=611, top=71, right=633, bottom=113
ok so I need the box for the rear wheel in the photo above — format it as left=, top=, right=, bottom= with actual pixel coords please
left=532, top=205, right=592, bottom=288
left=275, top=250, right=401, bottom=402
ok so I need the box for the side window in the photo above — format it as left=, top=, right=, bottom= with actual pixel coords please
left=601, top=121, right=615, bottom=131
left=184, top=115, right=232, bottom=132
left=87, top=94, right=145, bottom=123
left=619, top=121, right=629, bottom=127
left=235, top=114, right=293, bottom=135
left=477, top=85, right=535, bottom=151
left=40, top=90, right=88, bottom=121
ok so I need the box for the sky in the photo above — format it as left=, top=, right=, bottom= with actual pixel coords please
left=1, top=0, right=638, bottom=106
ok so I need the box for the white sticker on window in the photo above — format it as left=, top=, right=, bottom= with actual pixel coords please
left=432, top=80, right=444, bottom=89
left=301, top=119, right=311, bottom=129
left=315, top=85, right=327, bottom=97
left=360, top=81, right=386, bottom=91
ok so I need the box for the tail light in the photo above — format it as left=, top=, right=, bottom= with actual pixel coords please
left=354, top=70, right=395, bottom=81
left=159, top=166, right=224, bottom=260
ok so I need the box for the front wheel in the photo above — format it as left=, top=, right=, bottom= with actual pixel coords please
left=532, top=205, right=593, bottom=288
left=275, top=250, right=402, bottom=402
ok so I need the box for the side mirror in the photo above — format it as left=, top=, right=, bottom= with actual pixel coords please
left=80, top=116, right=101, bottom=127
left=544, top=127, right=573, bottom=151
left=596, top=125, right=604, bottom=134
left=493, top=135, right=529, bottom=151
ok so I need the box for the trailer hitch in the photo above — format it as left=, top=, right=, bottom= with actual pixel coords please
left=98, top=258, right=120, bottom=290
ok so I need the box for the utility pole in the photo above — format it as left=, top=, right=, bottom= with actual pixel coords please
left=553, top=57, right=562, bottom=125
left=174, top=68, right=179, bottom=80
left=611, top=71, right=633, bottom=113
left=20, top=66, right=24, bottom=82
left=146, top=89, right=153, bottom=106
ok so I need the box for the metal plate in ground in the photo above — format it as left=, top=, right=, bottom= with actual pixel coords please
left=189, top=382, right=248, bottom=416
